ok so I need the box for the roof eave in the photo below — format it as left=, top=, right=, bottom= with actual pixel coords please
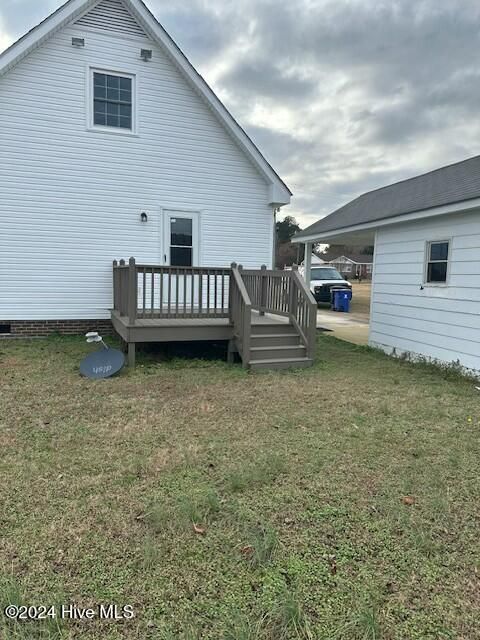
left=0, top=0, right=96, bottom=75
left=292, top=196, right=480, bottom=244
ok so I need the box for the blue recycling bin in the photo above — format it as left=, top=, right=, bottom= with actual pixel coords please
left=331, top=288, right=352, bottom=312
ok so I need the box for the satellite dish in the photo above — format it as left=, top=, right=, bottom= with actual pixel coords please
left=80, top=333, right=125, bottom=379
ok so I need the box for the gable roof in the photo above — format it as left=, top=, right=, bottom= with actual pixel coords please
left=295, top=153, right=480, bottom=240
left=0, top=0, right=291, bottom=206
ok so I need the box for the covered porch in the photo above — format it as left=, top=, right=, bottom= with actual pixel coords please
left=294, top=228, right=376, bottom=289
left=111, top=259, right=317, bottom=370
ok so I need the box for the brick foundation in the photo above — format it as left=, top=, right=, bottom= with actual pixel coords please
left=0, top=319, right=114, bottom=338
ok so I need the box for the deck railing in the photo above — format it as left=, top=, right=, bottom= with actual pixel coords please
left=229, top=263, right=252, bottom=367
left=113, top=258, right=230, bottom=321
left=241, top=264, right=317, bottom=359
left=113, top=259, right=317, bottom=360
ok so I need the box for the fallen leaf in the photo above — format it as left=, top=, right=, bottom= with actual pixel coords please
left=240, top=545, right=254, bottom=557
left=402, top=496, right=415, bottom=506
left=193, top=523, right=206, bottom=535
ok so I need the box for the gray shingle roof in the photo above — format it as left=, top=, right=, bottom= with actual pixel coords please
left=295, top=154, right=480, bottom=240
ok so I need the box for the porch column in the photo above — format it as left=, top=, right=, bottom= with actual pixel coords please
left=303, top=243, right=312, bottom=287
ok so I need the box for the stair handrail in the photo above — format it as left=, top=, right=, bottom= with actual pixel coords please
left=290, top=265, right=317, bottom=359
left=229, top=263, right=252, bottom=367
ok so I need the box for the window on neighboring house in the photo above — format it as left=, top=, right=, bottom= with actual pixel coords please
left=426, top=241, right=449, bottom=283
left=366, top=264, right=373, bottom=273
left=343, top=264, right=352, bottom=272
left=93, top=71, right=133, bottom=130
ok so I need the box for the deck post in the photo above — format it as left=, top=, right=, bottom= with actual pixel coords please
left=227, top=339, right=236, bottom=364
left=290, top=264, right=299, bottom=318
left=127, top=342, right=136, bottom=368
left=118, top=259, right=126, bottom=316
left=128, top=257, right=137, bottom=325
left=259, top=264, right=267, bottom=315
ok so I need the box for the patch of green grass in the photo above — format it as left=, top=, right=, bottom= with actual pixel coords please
left=353, top=604, right=381, bottom=640
left=145, top=486, right=221, bottom=533
left=0, top=335, right=479, bottom=638
left=227, top=454, right=286, bottom=493
left=271, top=591, right=313, bottom=639
left=141, top=536, right=161, bottom=570
left=243, top=525, right=279, bottom=569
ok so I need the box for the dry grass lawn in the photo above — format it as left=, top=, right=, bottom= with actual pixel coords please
left=0, top=335, right=479, bottom=639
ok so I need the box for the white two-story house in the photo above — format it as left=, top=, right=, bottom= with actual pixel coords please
left=0, top=0, right=291, bottom=338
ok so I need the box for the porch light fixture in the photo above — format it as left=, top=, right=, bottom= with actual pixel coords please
left=140, top=212, right=148, bottom=222
left=72, top=37, right=85, bottom=47
left=140, top=49, right=152, bottom=62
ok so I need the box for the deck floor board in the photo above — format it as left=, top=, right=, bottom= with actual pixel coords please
left=111, top=309, right=289, bottom=344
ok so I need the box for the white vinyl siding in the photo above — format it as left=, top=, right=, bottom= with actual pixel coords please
left=370, top=209, right=480, bottom=374
left=0, top=21, right=274, bottom=321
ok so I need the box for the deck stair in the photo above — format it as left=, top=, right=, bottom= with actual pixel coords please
left=243, top=322, right=313, bottom=370
left=229, top=264, right=317, bottom=370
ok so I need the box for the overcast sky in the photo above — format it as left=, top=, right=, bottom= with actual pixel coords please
left=2, top=0, right=480, bottom=229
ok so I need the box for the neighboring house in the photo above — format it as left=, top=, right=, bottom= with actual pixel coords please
left=0, top=0, right=291, bottom=338
left=327, top=254, right=373, bottom=279
left=299, top=253, right=326, bottom=267
left=293, top=155, right=480, bottom=376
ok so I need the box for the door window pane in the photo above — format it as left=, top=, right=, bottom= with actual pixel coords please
left=171, top=218, right=192, bottom=247
left=171, top=247, right=192, bottom=266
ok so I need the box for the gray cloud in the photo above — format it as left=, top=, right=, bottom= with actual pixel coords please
left=2, top=0, right=480, bottom=228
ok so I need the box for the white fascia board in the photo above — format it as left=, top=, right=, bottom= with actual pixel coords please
left=292, top=196, right=480, bottom=243
left=0, top=0, right=291, bottom=206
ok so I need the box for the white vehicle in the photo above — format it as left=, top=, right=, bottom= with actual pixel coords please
left=301, top=266, right=352, bottom=305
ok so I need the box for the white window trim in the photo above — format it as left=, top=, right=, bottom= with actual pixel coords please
left=86, top=66, right=139, bottom=136
left=424, top=239, right=451, bottom=287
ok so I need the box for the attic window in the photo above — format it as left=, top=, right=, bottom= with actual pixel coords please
left=426, top=241, right=449, bottom=283
left=91, top=70, right=134, bottom=131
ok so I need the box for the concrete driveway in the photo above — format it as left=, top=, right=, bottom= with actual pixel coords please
left=316, top=283, right=370, bottom=345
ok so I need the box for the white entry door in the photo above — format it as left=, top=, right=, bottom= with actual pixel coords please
left=163, top=210, right=200, bottom=266
left=160, top=210, right=200, bottom=312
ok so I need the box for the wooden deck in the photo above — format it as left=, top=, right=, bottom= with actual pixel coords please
left=111, top=260, right=316, bottom=369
